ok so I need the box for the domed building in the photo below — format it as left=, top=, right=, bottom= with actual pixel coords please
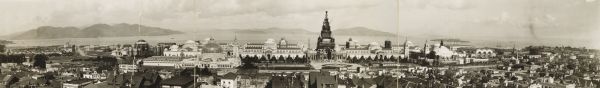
left=176, top=38, right=240, bottom=68
left=182, top=40, right=200, bottom=51
left=163, top=40, right=202, bottom=57
left=202, top=42, right=223, bottom=53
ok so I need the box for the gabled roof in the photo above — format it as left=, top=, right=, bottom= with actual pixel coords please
left=104, top=72, right=161, bottom=88
left=270, top=76, right=304, bottom=88
left=222, top=73, right=237, bottom=79
left=83, top=82, right=120, bottom=88
left=309, top=72, right=336, bottom=86
left=352, top=78, right=374, bottom=87
left=161, top=76, right=194, bottom=86
left=65, top=78, right=94, bottom=84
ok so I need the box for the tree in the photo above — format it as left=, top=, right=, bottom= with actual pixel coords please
left=33, top=54, right=48, bottom=69
left=265, top=79, right=273, bottom=88
left=269, top=56, right=276, bottom=63
left=253, top=56, right=260, bottom=63
left=239, top=57, right=258, bottom=69
left=326, top=49, right=333, bottom=59
left=238, top=57, right=259, bottom=74
left=383, top=55, right=389, bottom=61
left=427, top=51, right=438, bottom=59
left=259, top=56, right=267, bottom=63
left=359, top=56, right=365, bottom=63
left=294, top=55, right=302, bottom=63
left=199, top=66, right=213, bottom=76
left=389, top=56, right=396, bottom=62
left=525, top=46, right=542, bottom=55
left=351, top=56, right=358, bottom=63
left=279, top=55, right=285, bottom=63
left=285, top=55, right=293, bottom=63
left=179, top=68, right=194, bottom=77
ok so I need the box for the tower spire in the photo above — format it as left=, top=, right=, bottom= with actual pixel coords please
left=325, top=11, right=328, bottom=19
left=423, top=40, right=428, bottom=54
left=440, top=40, right=444, bottom=48
left=308, top=38, right=311, bottom=49
left=403, top=38, right=408, bottom=47
left=322, top=11, right=331, bottom=32
left=403, top=38, right=410, bottom=59
left=234, top=33, right=238, bottom=41
left=316, top=11, right=335, bottom=59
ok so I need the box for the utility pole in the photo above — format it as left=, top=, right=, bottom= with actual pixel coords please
left=193, top=66, right=198, bottom=88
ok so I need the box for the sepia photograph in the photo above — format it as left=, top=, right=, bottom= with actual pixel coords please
left=0, top=0, right=599, bottom=88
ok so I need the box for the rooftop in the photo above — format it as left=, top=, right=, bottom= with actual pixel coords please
left=65, top=78, right=94, bottom=84
left=161, top=75, right=194, bottom=86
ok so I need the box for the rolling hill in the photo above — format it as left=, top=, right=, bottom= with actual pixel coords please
left=333, top=27, right=396, bottom=36
left=10, top=23, right=182, bottom=40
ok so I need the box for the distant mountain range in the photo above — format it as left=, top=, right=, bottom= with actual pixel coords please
left=8, top=24, right=395, bottom=40
left=204, top=27, right=315, bottom=35
left=203, top=27, right=396, bottom=36
left=333, top=27, right=396, bottom=36
left=10, top=23, right=182, bottom=40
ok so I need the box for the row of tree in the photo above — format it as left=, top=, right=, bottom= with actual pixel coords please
left=0, top=54, right=48, bottom=69
left=240, top=55, right=308, bottom=63
left=0, top=54, right=26, bottom=63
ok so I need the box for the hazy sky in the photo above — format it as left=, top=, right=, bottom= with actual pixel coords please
left=0, top=0, right=598, bottom=47
left=398, top=0, right=599, bottom=40
left=0, top=0, right=398, bottom=35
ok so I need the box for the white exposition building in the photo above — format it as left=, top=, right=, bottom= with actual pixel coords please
left=239, top=38, right=308, bottom=63
left=420, top=40, right=496, bottom=64
left=163, top=40, right=203, bottom=57
left=338, top=38, right=410, bottom=62
left=176, top=39, right=240, bottom=68
left=142, top=38, right=242, bottom=68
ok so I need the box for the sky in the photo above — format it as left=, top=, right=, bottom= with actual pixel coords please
left=398, top=0, right=599, bottom=39
left=0, top=0, right=398, bottom=35
left=0, top=0, right=598, bottom=48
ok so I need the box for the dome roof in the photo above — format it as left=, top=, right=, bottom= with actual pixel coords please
left=136, top=40, right=148, bottom=44
left=169, top=45, right=180, bottom=51
left=279, top=38, right=287, bottom=45
left=369, top=42, right=380, bottom=46
left=199, top=53, right=226, bottom=62
left=202, top=42, right=223, bottom=53
left=185, top=40, right=196, bottom=44
left=265, top=38, right=275, bottom=44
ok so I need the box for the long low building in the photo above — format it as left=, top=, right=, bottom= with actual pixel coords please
left=176, top=53, right=240, bottom=68
left=142, top=56, right=187, bottom=67
left=143, top=38, right=241, bottom=69
left=143, top=56, right=240, bottom=69
left=240, top=38, right=308, bottom=63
